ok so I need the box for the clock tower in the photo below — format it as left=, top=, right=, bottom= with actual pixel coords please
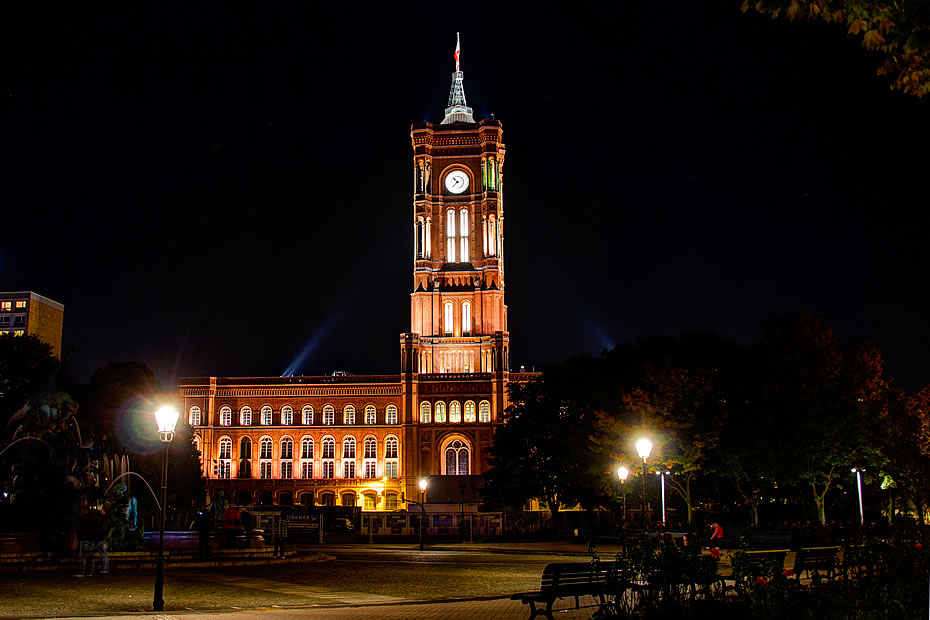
left=403, top=35, right=508, bottom=377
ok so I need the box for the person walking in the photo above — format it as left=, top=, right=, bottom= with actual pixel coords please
left=273, top=509, right=289, bottom=558
left=74, top=505, right=109, bottom=577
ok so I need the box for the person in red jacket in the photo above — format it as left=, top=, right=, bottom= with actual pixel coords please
left=709, top=522, right=724, bottom=544
left=223, top=504, right=241, bottom=548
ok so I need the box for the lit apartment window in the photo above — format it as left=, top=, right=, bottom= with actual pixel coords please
left=189, top=406, right=201, bottom=426
left=479, top=400, right=491, bottom=423
left=261, top=406, right=273, bottom=425
left=302, top=405, right=313, bottom=425
left=449, top=401, right=461, bottom=423
left=435, top=401, right=447, bottom=423
left=464, top=401, right=476, bottom=423
left=365, top=405, right=376, bottom=425
left=240, top=406, right=252, bottom=426
left=386, top=404, right=397, bottom=425
left=323, top=405, right=335, bottom=425
left=343, top=405, right=355, bottom=425
left=0, top=302, right=11, bottom=312
left=14, top=301, right=26, bottom=309
left=219, top=406, right=232, bottom=426
left=281, top=405, right=293, bottom=425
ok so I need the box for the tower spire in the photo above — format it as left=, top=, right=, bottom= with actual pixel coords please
left=442, top=32, right=474, bottom=124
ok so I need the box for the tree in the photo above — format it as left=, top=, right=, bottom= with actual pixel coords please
left=484, top=360, right=607, bottom=537
left=742, top=0, right=930, bottom=97
left=0, top=334, right=58, bottom=434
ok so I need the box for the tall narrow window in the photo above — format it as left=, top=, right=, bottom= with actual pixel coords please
left=343, top=459, right=356, bottom=479
left=260, top=437, right=273, bottom=459
left=260, top=437, right=273, bottom=479
left=449, top=401, right=461, bottom=423
left=386, top=404, right=398, bottom=425
left=261, top=406, right=273, bottom=426
left=489, top=216, right=497, bottom=256
left=219, top=406, right=232, bottom=426
left=322, top=436, right=335, bottom=479
left=323, top=405, right=335, bottom=425
left=459, top=209, right=469, bottom=261
left=479, top=400, right=491, bottom=423
left=464, top=400, right=476, bottom=423
left=281, top=460, right=292, bottom=479
left=385, top=436, right=399, bottom=479
left=446, top=208, right=456, bottom=262
left=363, top=436, right=377, bottom=479
left=416, top=219, right=424, bottom=258
left=343, top=405, right=356, bottom=425
left=302, top=405, right=313, bottom=425
left=218, top=437, right=232, bottom=479
left=419, top=401, right=431, bottom=423
left=444, top=440, right=470, bottom=475
left=281, top=437, right=293, bottom=459
left=240, top=406, right=252, bottom=426
left=189, top=406, right=201, bottom=426
left=365, top=405, right=376, bottom=425
left=435, top=401, right=447, bottom=423
left=343, top=436, right=356, bottom=459
left=219, top=438, right=232, bottom=460
left=461, top=301, right=472, bottom=336
left=240, top=437, right=252, bottom=460
left=444, top=301, right=454, bottom=336
left=281, top=405, right=293, bottom=425
left=301, top=437, right=314, bottom=459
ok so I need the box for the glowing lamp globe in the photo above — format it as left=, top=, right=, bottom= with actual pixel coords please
left=635, top=438, right=653, bottom=460
left=418, top=478, right=428, bottom=493
left=155, top=406, right=179, bottom=443
left=617, top=466, right=629, bottom=482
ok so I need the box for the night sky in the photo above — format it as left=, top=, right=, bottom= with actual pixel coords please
left=2, top=3, right=927, bottom=391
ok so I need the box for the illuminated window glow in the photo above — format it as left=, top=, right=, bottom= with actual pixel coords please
left=189, top=406, right=201, bottom=426
left=343, top=405, right=355, bottom=425
left=219, top=406, right=232, bottom=426
left=461, top=301, right=471, bottom=336
left=240, top=406, right=252, bottom=426
left=261, top=406, right=273, bottom=426
left=365, top=405, right=376, bottom=425
left=479, top=400, right=491, bottom=423
left=464, top=400, right=476, bottom=423
left=281, top=405, right=293, bottom=425
left=444, top=301, right=454, bottom=336
left=435, top=401, right=447, bottom=423
left=450, top=401, right=461, bottom=423
left=386, top=404, right=398, bottom=424
left=419, top=401, right=431, bottom=423
left=302, top=405, right=313, bottom=425
left=323, top=406, right=335, bottom=425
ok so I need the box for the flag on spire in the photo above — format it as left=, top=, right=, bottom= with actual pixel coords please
left=454, top=32, right=461, bottom=71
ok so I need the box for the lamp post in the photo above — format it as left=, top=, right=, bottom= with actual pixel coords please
left=635, top=438, right=652, bottom=530
left=851, top=467, right=865, bottom=527
left=656, top=470, right=670, bottom=526
left=418, top=478, right=428, bottom=551
left=153, top=405, right=178, bottom=612
left=617, top=466, right=629, bottom=530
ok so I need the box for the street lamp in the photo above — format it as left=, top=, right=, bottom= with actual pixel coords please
left=617, top=466, right=629, bottom=530
left=851, top=467, right=865, bottom=527
left=418, top=478, right=428, bottom=551
left=636, top=438, right=652, bottom=530
left=153, top=405, right=178, bottom=612
left=656, top=470, right=671, bottom=526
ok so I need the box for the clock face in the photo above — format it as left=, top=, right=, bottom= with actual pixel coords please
left=444, top=170, right=470, bottom=194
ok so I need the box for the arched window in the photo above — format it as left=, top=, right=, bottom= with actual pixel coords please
left=445, top=439, right=470, bottom=475
left=461, top=301, right=471, bottom=336
left=479, top=400, right=491, bottom=423
left=322, top=436, right=335, bottom=478
left=446, top=208, right=456, bottom=262
left=363, top=436, right=377, bottom=478
left=280, top=437, right=293, bottom=479
left=219, top=406, right=232, bottom=426
left=301, top=437, right=314, bottom=459
left=219, top=438, right=232, bottom=459
left=416, top=218, right=424, bottom=258
left=363, top=492, right=378, bottom=510
left=386, top=404, right=398, bottom=425
left=239, top=437, right=252, bottom=459
left=488, top=215, right=497, bottom=256
left=260, top=437, right=273, bottom=459
left=281, top=405, right=293, bottom=425
left=323, top=405, right=335, bottom=425
left=385, top=436, right=399, bottom=479
left=343, top=405, right=356, bottom=424
left=435, top=401, right=447, bottom=423
left=218, top=437, right=232, bottom=479
left=365, top=405, right=376, bottom=425
left=444, top=301, right=454, bottom=336
left=261, top=406, right=273, bottom=426
left=464, top=400, right=476, bottom=423
left=302, top=405, right=313, bottom=425
left=459, top=208, right=469, bottom=261
left=342, top=492, right=357, bottom=507
left=189, top=406, right=201, bottom=426
left=240, top=406, right=252, bottom=426
left=343, top=436, right=356, bottom=459
left=320, top=492, right=335, bottom=506
left=419, top=401, right=431, bottom=424
left=449, top=401, right=461, bottom=423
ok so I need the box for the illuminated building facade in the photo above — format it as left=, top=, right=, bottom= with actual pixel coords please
left=0, top=291, right=65, bottom=358
left=178, top=41, right=528, bottom=510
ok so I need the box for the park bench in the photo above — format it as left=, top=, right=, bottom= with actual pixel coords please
left=744, top=549, right=788, bottom=571
left=792, top=546, right=839, bottom=581
left=745, top=530, right=792, bottom=549
left=511, top=561, right=616, bottom=620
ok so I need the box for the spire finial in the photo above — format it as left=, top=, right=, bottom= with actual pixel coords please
left=442, top=33, right=474, bottom=124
